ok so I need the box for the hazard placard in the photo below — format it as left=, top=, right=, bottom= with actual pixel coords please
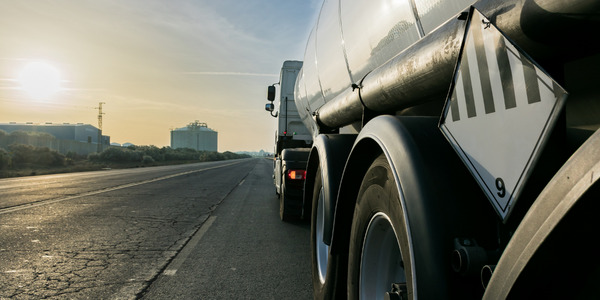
left=439, top=7, right=568, bottom=221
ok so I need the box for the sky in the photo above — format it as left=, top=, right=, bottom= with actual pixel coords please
left=0, top=0, right=321, bottom=152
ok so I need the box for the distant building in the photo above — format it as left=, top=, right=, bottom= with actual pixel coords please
left=0, top=122, right=110, bottom=145
left=170, top=121, right=218, bottom=152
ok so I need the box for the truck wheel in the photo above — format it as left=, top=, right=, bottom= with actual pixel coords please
left=347, top=155, right=412, bottom=300
left=311, top=169, right=333, bottom=297
left=279, top=178, right=292, bottom=221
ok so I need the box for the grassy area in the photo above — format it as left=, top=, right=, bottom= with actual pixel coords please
left=0, top=144, right=251, bottom=178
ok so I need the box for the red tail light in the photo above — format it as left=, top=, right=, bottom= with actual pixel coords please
left=287, top=169, right=306, bottom=180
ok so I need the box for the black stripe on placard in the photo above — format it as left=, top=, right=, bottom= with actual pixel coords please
left=460, top=47, right=477, bottom=118
left=472, top=20, right=495, bottom=114
left=523, top=57, right=541, bottom=104
left=495, top=37, right=517, bottom=109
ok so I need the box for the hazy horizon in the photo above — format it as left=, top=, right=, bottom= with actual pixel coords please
left=0, top=0, right=321, bottom=152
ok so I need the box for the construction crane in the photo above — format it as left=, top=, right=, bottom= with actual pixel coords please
left=95, top=102, right=105, bottom=152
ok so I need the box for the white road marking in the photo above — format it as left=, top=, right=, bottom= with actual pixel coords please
left=163, top=216, right=217, bottom=276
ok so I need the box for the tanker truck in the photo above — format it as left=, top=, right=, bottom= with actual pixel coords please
left=265, top=61, right=312, bottom=221
left=290, top=0, right=600, bottom=299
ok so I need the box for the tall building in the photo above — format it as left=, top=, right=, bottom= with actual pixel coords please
left=170, top=121, right=218, bottom=152
left=0, top=122, right=110, bottom=155
left=0, top=122, right=109, bottom=144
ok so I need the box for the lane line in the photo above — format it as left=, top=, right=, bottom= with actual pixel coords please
left=0, top=161, right=243, bottom=215
left=163, top=216, right=217, bottom=276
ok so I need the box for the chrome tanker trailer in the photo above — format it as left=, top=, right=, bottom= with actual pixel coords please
left=293, top=0, right=600, bottom=298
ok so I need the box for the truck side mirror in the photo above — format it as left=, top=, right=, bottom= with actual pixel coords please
left=265, top=103, right=278, bottom=117
left=267, top=85, right=276, bottom=101
left=265, top=103, right=275, bottom=112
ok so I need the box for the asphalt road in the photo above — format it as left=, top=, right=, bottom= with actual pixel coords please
left=0, top=158, right=312, bottom=299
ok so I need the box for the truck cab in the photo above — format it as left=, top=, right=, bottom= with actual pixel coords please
left=266, top=60, right=312, bottom=221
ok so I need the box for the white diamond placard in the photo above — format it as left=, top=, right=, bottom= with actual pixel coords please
left=439, top=8, right=568, bottom=221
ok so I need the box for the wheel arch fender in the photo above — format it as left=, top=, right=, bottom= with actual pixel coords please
left=331, top=115, right=489, bottom=297
left=331, top=116, right=444, bottom=253
left=304, top=134, right=356, bottom=243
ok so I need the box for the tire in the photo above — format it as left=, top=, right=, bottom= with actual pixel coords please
left=311, top=168, right=346, bottom=299
left=311, top=169, right=329, bottom=296
left=347, top=154, right=412, bottom=300
left=280, top=177, right=292, bottom=221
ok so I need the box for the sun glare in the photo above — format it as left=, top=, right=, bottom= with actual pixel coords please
left=18, top=61, right=61, bottom=99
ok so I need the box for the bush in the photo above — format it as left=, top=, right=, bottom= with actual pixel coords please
left=142, top=155, right=155, bottom=164
left=133, top=145, right=165, bottom=162
left=0, top=148, right=10, bottom=170
left=163, top=147, right=199, bottom=161
left=66, top=151, right=87, bottom=161
left=1, top=141, right=252, bottom=175
left=199, top=151, right=222, bottom=161
left=98, top=147, right=143, bottom=163
left=88, top=152, right=101, bottom=162
left=36, top=147, right=65, bottom=167
left=8, top=144, right=65, bottom=167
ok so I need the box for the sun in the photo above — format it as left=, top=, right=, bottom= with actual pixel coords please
left=18, top=61, right=62, bottom=99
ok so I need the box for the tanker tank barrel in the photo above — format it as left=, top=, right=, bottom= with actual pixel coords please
left=316, top=17, right=464, bottom=129
left=313, top=0, right=600, bottom=131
